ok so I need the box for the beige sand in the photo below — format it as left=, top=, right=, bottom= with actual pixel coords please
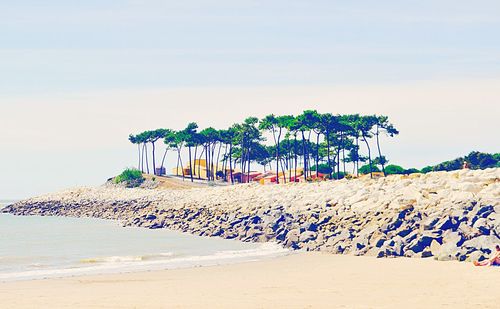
left=1, top=253, right=499, bottom=309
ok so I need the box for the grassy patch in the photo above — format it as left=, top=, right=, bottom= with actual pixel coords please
left=114, top=168, right=144, bottom=185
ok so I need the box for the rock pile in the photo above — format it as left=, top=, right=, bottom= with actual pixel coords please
left=3, top=168, right=499, bottom=262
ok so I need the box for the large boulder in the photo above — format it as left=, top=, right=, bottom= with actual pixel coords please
left=407, top=234, right=441, bottom=254
left=299, top=231, right=318, bottom=242
left=462, top=235, right=499, bottom=255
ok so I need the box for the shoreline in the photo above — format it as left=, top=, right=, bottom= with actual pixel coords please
left=3, top=168, right=499, bottom=263
left=1, top=252, right=499, bottom=309
left=0, top=213, right=290, bottom=282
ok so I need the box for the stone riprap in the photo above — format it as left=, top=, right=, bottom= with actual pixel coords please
left=3, top=168, right=499, bottom=262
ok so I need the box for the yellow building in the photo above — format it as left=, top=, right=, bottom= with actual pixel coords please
left=171, top=159, right=229, bottom=179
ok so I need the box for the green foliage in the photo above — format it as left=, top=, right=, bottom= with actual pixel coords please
left=310, top=164, right=333, bottom=174
left=114, top=168, right=144, bottom=185
left=129, top=111, right=401, bottom=182
left=404, top=168, right=420, bottom=174
left=432, top=159, right=462, bottom=172
left=405, top=151, right=500, bottom=174
left=431, top=151, right=499, bottom=172
left=358, top=164, right=380, bottom=174
left=331, top=172, right=346, bottom=180
left=373, top=156, right=388, bottom=166
left=384, top=164, right=405, bottom=175
left=421, top=166, right=433, bottom=173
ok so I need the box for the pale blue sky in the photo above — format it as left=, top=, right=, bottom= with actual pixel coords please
left=1, top=1, right=499, bottom=198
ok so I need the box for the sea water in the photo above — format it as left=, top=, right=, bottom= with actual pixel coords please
left=0, top=201, right=288, bottom=281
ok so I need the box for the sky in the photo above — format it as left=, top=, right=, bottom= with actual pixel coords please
left=1, top=0, right=499, bottom=199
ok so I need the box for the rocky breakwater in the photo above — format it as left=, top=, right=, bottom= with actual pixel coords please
left=3, top=168, right=499, bottom=262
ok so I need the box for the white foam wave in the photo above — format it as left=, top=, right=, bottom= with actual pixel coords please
left=0, top=243, right=290, bottom=282
left=80, top=252, right=174, bottom=263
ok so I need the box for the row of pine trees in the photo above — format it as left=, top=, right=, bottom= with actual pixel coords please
left=128, top=110, right=398, bottom=184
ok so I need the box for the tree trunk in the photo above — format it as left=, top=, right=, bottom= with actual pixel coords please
left=315, top=131, right=320, bottom=178
left=137, top=144, right=141, bottom=170
left=221, top=144, right=228, bottom=181
left=337, top=131, right=343, bottom=179
left=216, top=142, right=222, bottom=180
left=193, top=145, right=198, bottom=178
left=152, top=142, right=156, bottom=175
left=355, top=136, right=359, bottom=176
left=375, top=125, right=386, bottom=176
left=211, top=142, right=216, bottom=181
left=342, top=145, right=346, bottom=175
left=276, top=129, right=286, bottom=184
left=362, top=135, right=373, bottom=179
left=198, top=147, right=204, bottom=179
left=205, top=144, right=210, bottom=182
left=141, top=143, right=146, bottom=173
left=145, top=144, right=150, bottom=174
left=160, top=148, right=168, bottom=170
left=229, top=144, right=234, bottom=184
left=293, top=134, right=297, bottom=182
left=178, top=147, right=185, bottom=180
left=176, top=150, right=180, bottom=176
left=326, top=131, right=332, bottom=179
left=287, top=142, right=291, bottom=182
left=301, top=131, right=307, bottom=181
left=306, top=131, right=312, bottom=178
left=247, top=147, right=251, bottom=183
left=188, top=146, right=194, bottom=182
left=273, top=127, right=280, bottom=184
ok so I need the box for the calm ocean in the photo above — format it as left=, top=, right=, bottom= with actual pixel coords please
left=0, top=201, right=288, bottom=281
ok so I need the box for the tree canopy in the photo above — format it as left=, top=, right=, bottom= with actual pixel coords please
left=128, top=111, right=402, bottom=181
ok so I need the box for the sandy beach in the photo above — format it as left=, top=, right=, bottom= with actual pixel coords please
left=1, top=252, right=499, bottom=309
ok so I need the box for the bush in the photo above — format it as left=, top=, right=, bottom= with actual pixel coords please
left=310, top=164, right=333, bottom=175
left=404, top=168, right=421, bottom=174
left=358, top=164, right=380, bottom=175
left=331, top=172, right=346, bottom=180
left=114, top=168, right=144, bottom=185
left=428, top=151, right=499, bottom=172
left=479, top=155, right=496, bottom=169
left=421, top=166, right=433, bottom=173
left=384, top=164, right=405, bottom=175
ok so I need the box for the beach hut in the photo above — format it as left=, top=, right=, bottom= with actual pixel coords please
left=310, top=172, right=328, bottom=181
left=259, top=174, right=277, bottom=184
left=289, top=175, right=301, bottom=182
left=155, top=167, right=166, bottom=176
left=171, top=167, right=192, bottom=177
left=286, top=168, right=304, bottom=182
left=241, top=172, right=262, bottom=183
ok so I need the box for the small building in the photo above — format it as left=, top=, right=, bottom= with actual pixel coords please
left=171, top=159, right=234, bottom=180
left=241, top=171, right=262, bottom=183
left=155, top=167, right=166, bottom=176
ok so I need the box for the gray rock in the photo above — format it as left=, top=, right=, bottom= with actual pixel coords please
left=421, top=248, right=433, bottom=258
left=475, top=205, right=495, bottom=219
left=407, top=235, right=439, bottom=253
left=466, top=250, right=486, bottom=263
left=462, top=235, right=499, bottom=255
left=472, top=218, right=491, bottom=235
left=299, top=231, right=318, bottom=242
left=283, top=229, right=300, bottom=248
left=435, top=216, right=459, bottom=231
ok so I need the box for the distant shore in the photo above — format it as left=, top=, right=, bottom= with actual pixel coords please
left=1, top=252, right=500, bottom=309
left=4, top=168, right=499, bottom=263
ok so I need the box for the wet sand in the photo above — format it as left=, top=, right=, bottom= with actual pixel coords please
left=1, top=252, right=499, bottom=308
